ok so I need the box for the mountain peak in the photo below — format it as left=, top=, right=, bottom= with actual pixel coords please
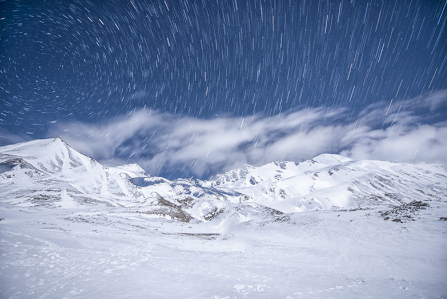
left=117, top=163, right=147, bottom=176
left=0, top=137, right=97, bottom=175
left=311, top=154, right=351, bottom=165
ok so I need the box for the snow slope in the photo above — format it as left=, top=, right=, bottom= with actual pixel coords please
left=1, top=194, right=446, bottom=298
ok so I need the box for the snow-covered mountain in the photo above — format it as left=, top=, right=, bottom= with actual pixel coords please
left=2, top=138, right=447, bottom=221
left=207, top=154, right=447, bottom=213
left=0, top=137, right=144, bottom=207
left=0, top=138, right=277, bottom=222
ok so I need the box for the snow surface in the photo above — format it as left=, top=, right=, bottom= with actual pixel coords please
left=1, top=138, right=447, bottom=298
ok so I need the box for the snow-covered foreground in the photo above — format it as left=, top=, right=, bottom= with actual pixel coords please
left=1, top=138, right=447, bottom=298
left=1, top=200, right=447, bottom=298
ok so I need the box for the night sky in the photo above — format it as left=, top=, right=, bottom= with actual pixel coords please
left=1, top=0, right=447, bottom=179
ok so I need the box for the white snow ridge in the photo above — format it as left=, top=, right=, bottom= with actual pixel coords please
left=1, top=137, right=447, bottom=298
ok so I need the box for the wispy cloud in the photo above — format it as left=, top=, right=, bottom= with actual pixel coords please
left=0, top=129, right=31, bottom=146
left=44, top=89, right=447, bottom=179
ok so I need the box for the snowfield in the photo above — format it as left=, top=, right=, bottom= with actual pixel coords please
left=1, top=138, right=447, bottom=298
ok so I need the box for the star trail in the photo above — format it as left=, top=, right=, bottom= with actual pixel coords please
left=1, top=0, right=447, bottom=179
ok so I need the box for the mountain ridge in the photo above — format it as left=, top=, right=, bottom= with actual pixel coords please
left=1, top=137, right=447, bottom=222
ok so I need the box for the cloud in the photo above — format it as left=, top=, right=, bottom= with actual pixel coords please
left=0, top=129, right=31, bottom=146
left=341, top=124, right=447, bottom=163
left=46, top=89, right=447, bottom=179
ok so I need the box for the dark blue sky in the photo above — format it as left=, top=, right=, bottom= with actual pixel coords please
left=1, top=0, right=447, bottom=179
